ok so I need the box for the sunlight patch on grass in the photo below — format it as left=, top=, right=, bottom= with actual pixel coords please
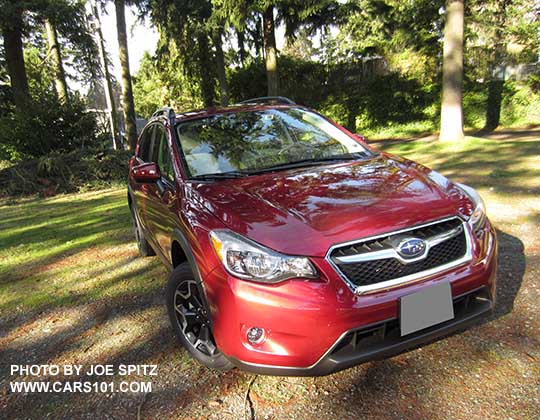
left=379, top=135, right=540, bottom=196
left=0, top=188, right=165, bottom=320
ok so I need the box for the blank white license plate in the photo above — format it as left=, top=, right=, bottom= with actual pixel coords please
left=400, top=282, right=454, bottom=336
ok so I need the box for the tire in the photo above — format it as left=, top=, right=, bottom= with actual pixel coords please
left=131, top=208, right=155, bottom=257
left=166, top=262, right=233, bottom=371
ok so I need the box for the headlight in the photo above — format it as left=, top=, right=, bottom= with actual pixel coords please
left=456, top=183, right=487, bottom=230
left=209, top=230, right=317, bottom=283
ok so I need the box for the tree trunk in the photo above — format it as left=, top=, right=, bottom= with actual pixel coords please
left=213, top=27, right=229, bottom=106
left=237, top=29, right=246, bottom=67
left=91, top=0, right=119, bottom=150
left=263, top=5, right=278, bottom=96
left=346, top=110, right=356, bottom=133
left=2, top=8, right=30, bottom=111
left=115, top=0, right=138, bottom=151
left=45, top=19, right=68, bottom=104
left=197, top=32, right=215, bottom=107
left=258, top=17, right=264, bottom=59
left=484, top=1, right=508, bottom=132
left=485, top=79, right=504, bottom=131
left=439, top=0, right=464, bottom=142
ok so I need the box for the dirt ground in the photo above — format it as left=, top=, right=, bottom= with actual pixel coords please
left=0, top=128, right=539, bottom=420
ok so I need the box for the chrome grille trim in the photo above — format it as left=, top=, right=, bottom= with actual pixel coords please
left=326, top=216, right=473, bottom=295
left=334, top=224, right=463, bottom=265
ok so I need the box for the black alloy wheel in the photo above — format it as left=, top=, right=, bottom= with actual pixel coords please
left=166, top=262, right=233, bottom=371
left=173, top=279, right=217, bottom=356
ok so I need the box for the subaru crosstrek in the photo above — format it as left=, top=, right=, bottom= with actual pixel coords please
left=127, top=97, right=497, bottom=376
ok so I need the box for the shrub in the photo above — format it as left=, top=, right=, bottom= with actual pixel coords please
left=500, top=80, right=540, bottom=127
left=0, top=94, right=99, bottom=160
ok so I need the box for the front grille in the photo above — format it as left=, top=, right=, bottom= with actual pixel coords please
left=330, top=287, right=491, bottom=358
left=330, top=218, right=468, bottom=288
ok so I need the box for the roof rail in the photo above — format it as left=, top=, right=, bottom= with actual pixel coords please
left=151, top=107, right=175, bottom=122
left=239, top=96, right=296, bottom=105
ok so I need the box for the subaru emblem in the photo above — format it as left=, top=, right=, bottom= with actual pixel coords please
left=396, top=238, right=427, bottom=260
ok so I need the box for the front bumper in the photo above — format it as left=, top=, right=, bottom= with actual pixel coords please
left=226, top=286, right=493, bottom=376
left=203, top=222, right=497, bottom=376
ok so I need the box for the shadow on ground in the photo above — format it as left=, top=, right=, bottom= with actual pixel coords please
left=494, top=229, right=526, bottom=317
left=0, top=225, right=531, bottom=420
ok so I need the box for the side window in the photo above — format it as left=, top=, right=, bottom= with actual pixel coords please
left=153, top=125, right=174, bottom=183
left=138, top=126, right=155, bottom=162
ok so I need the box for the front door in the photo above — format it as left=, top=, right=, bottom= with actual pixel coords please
left=131, top=124, right=157, bottom=244
left=145, top=123, right=177, bottom=261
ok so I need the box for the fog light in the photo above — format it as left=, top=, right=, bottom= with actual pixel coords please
left=246, top=327, right=265, bottom=344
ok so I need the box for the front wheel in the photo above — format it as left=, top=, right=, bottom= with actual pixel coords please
left=166, top=262, right=233, bottom=371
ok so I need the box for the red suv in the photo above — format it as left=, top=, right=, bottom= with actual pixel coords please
left=128, top=97, right=497, bottom=376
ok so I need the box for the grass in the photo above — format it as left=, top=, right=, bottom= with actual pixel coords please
left=376, top=133, right=540, bottom=195
left=361, top=119, right=436, bottom=140
left=0, top=189, right=164, bottom=321
left=0, top=128, right=539, bottom=419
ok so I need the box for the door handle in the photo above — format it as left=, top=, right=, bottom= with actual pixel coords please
left=156, top=179, right=166, bottom=196
left=156, top=180, right=174, bottom=204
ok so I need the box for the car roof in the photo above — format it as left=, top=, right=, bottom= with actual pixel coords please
left=173, top=103, right=301, bottom=123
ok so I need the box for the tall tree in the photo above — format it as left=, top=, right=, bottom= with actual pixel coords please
left=483, top=0, right=507, bottom=132
left=114, top=0, right=138, bottom=150
left=236, top=29, right=246, bottom=66
left=1, top=4, right=30, bottom=111
left=91, top=0, right=119, bottom=149
left=145, top=0, right=217, bottom=107
left=212, top=25, right=230, bottom=105
left=44, top=19, right=68, bottom=104
left=196, top=31, right=216, bottom=106
left=440, top=0, right=464, bottom=142
left=40, top=0, right=101, bottom=91
left=263, top=4, right=278, bottom=95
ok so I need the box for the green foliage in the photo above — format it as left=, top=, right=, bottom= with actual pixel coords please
left=132, top=51, right=203, bottom=118
left=460, top=79, right=540, bottom=130
left=363, top=80, right=540, bottom=139
left=467, top=0, right=540, bottom=81
left=528, top=73, right=540, bottom=94
left=132, top=52, right=170, bottom=118
left=228, top=56, right=325, bottom=106
left=462, top=84, right=488, bottom=129
left=335, top=0, right=442, bottom=69
left=358, top=74, right=434, bottom=128
left=228, top=55, right=437, bottom=134
left=24, top=46, right=55, bottom=98
left=500, top=81, right=540, bottom=127
left=227, top=58, right=267, bottom=101
left=223, top=51, right=540, bottom=139
left=142, top=0, right=218, bottom=106
left=0, top=94, right=99, bottom=160
left=0, top=0, right=100, bottom=84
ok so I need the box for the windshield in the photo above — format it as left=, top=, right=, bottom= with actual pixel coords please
left=175, top=107, right=372, bottom=178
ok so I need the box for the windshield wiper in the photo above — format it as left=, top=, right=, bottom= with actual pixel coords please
left=190, top=171, right=247, bottom=180
left=247, top=154, right=367, bottom=174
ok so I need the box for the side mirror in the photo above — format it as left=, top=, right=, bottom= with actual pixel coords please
left=132, top=162, right=161, bottom=183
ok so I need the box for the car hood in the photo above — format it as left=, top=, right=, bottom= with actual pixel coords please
left=192, top=154, right=473, bottom=257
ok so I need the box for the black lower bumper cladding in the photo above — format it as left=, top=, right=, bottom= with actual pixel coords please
left=227, top=287, right=493, bottom=376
